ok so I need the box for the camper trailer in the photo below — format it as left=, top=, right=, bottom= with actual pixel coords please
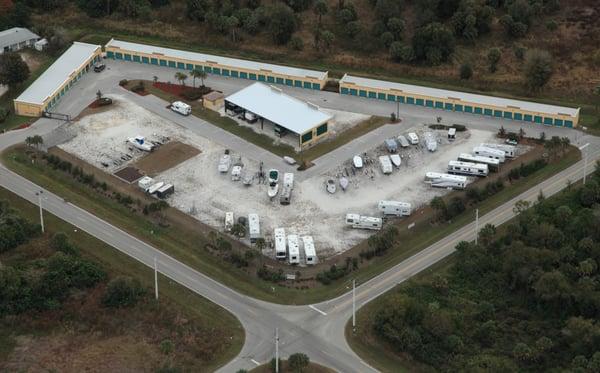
left=448, top=128, right=456, bottom=140
left=379, top=155, right=393, bottom=174
left=225, top=212, right=234, bottom=232
left=345, top=213, right=383, bottom=230
left=397, top=135, right=410, bottom=148
left=302, top=236, right=317, bottom=265
left=248, top=213, right=261, bottom=243
left=137, top=176, right=154, bottom=192
left=171, top=101, right=191, bottom=116
left=280, top=173, right=294, bottom=205
left=424, top=132, right=438, bottom=152
left=274, top=228, right=286, bottom=259
left=473, top=146, right=506, bottom=163
left=480, top=143, right=517, bottom=158
left=128, top=136, right=154, bottom=152
left=424, top=172, right=467, bottom=190
left=147, top=181, right=165, bottom=195
left=458, top=153, right=500, bottom=171
left=447, top=161, right=489, bottom=177
left=385, top=138, right=398, bottom=153
left=218, top=154, right=231, bottom=173
left=407, top=132, right=419, bottom=145
left=287, top=234, right=300, bottom=265
left=377, top=201, right=412, bottom=217
left=156, top=183, right=174, bottom=199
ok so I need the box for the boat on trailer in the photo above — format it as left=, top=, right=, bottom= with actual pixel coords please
left=267, top=169, right=279, bottom=198
left=326, top=179, right=337, bottom=194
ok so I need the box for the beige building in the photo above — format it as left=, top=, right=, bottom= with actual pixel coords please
left=203, top=91, right=224, bottom=111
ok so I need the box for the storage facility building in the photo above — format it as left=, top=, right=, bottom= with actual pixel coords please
left=105, top=39, right=328, bottom=90
left=339, top=74, right=580, bottom=127
left=13, top=42, right=102, bottom=116
left=0, top=27, right=39, bottom=54
left=225, top=82, right=332, bottom=149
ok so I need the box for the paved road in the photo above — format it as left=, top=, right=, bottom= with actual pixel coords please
left=1, top=60, right=598, bottom=371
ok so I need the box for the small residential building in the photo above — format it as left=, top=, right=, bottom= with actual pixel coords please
left=0, top=27, right=39, bottom=54
left=203, top=91, right=224, bottom=111
left=13, top=42, right=102, bottom=116
left=225, top=82, right=332, bottom=149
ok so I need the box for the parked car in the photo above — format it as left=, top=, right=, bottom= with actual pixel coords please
left=93, top=63, right=106, bottom=72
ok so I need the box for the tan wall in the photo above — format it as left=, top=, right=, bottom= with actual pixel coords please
left=14, top=101, right=43, bottom=117
left=204, top=97, right=224, bottom=111
left=299, top=122, right=329, bottom=149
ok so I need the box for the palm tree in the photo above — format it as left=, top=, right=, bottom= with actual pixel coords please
left=174, top=72, right=187, bottom=86
left=189, top=68, right=206, bottom=88
left=153, top=75, right=158, bottom=84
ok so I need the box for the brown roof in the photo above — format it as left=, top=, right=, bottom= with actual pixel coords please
left=203, top=91, right=224, bottom=101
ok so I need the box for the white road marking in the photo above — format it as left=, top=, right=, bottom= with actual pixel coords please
left=309, top=305, right=327, bottom=316
left=251, top=359, right=260, bottom=366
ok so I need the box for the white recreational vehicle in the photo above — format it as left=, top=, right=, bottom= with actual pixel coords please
left=378, top=201, right=412, bottom=217
left=407, top=132, right=419, bottom=145
left=137, top=176, right=154, bottom=192
left=218, top=154, right=231, bottom=173
left=274, top=228, right=286, bottom=259
left=379, top=155, right=393, bottom=174
left=458, top=153, right=500, bottom=171
left=302, top=236, right=317, bottom=265
left=447, top=160, right=489, bottom=177
left=397, top=135, right=410, bottom=148
left=248, top=213, right=260, bottom=243
left=473, top=146, right=506, bottom=163
left=171, top=101, right=191, bottom=116
left=448, top=128, right=456, bottom=140
left=424, top=132, right=438, bottom=152
left=280, top=173, right=295, bottom=205
left=128, top=136, right=154, bottom=152
left=287, top=234, right=300, bottom=265
left=480, top=143, right=517, bottom=158
left=424, top=172, right=467, bottom=190
left=345, top=213, right=383, bottom=230
left=225, top=212, right=234, bottom=232
left=147, top=181, right=165, bottom=195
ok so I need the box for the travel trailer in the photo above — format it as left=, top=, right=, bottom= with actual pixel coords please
left=377, top=201, right=412, bottom=217
left=171, top=101, right=191, bottom=116
left=379, top=155, right=393, bottom=174
left=407, top=132, right=419, bottom=145
left=274, top=228, right=286, bottom=259
left=447, top=160, right=489, bottom=177
left=424, top=172, right=467, bottom=190
left=248, top=213, right=260, bottom=243
left=218, top=154, right=231, bottom=172
left=345, top=213, right=383, bottom=230
left=473, top=146, right=506, bottom=163
left=225, top=212, right=234, bottom=232
left=458, top=153, right=500, bottom=171
left=287, top=234, right=300, bottom=265
left=424, top=132, right=437, bottom=152
left=280, top=173, right=294, bottom=205
left=448, top=128, right=456, bottom=140
left=480, top=143, right=517, bottom=158
left=302, top=236, right=317, bottom=265
left=147, top=181, right=164, bottom=195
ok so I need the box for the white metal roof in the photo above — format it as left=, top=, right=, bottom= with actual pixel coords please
left=106, top=39, right=328, bottom=81
left=0, top=27, right=39, bottom=49
left=15, top=42, right=100, bottom=105
left=340, top=74, right=579, bottom=118
left=226, top=83, right=332, bottom=135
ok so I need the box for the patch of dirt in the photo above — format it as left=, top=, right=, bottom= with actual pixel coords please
left=133, top=141, right=201, bottom=176
left=114, top=166, right=144, bottom=183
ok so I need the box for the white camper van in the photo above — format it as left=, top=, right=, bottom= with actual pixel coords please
left=345, top=213, right=383, bottom=230
left=458, top=153, right=500, bottom=171
left=225, top=212, right=234, bottom=232
left=480, top=143, right=516, bottom=158
left=137, top=176, right=154, bottom=192
left=287, top=234, right=300, bottom=264
left=274, top=228, right=286, bottom=259
left=378, top=201, right=412, bottom=217
left=171, top=101, right=191, bottom=116
left=379, top=155, right=393, bottom=174
left=424, top=172, right=467, bottom=190
left=447, top=160, right=489, bottom=177
left=248, top=213, right=260, bottom=243
left=473, top=146, right=506, bottom=163
left=302, top=236, right=317, bottom=265
left=407, top=132, right=419, bottom=145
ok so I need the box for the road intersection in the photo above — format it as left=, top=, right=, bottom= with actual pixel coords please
left=1, top=60, right=598, bottom=371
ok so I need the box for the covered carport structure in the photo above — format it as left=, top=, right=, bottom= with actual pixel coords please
left=225, top=82, right=332, bottom=149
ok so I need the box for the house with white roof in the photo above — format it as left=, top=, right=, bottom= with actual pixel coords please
left=0, top=27, right=39, bottom=54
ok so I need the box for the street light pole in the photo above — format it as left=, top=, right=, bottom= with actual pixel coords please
left=475, top=208, right=479, bottom=245
left=154, top=257, right=159, bottom=301
left=275, top=328, right=279, bottom=373
left=352, top=279, right=356, bottom=331
left=580, top=143, right=590, bottom=185
left=36, top=191, right=44, bottom=233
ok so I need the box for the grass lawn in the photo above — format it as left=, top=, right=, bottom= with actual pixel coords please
left=250, top=360, right=335, bottom=373
left=1, top=143, right=580, bottom=305
left=0, top=186, right=244, bottom=371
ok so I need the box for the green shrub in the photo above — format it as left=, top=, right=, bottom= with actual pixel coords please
left=119, top=79, right=128, bottom=86
left=0, top=106, right=9, bottom=123
left=102, top=276, right=146, bottom=308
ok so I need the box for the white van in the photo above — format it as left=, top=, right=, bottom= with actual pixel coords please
left=407, top=132, right=419, bottom=145
left=171, top=101, right=191, bottom=116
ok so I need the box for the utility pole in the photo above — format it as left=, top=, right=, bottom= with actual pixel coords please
left=396, top=101, right=399, bottom=121
left=475, top=209, right=479, bottom=245
left=154, top=257, right=159, bottom=301
left=352, top=279, right=356, bottom=332
left=36, top=191, right=44, bottom=233
left=275, top=328, right=279, bottom=373
left=580, top=143, right=590, bottom=185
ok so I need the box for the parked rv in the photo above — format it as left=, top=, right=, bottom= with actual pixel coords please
left=280, top=173, right=294, bottom=205
left=274, top=228, right=286, bottom=259
left=424, top=172, right=467, bottom=190
left=447, top=160, right=489, bottom=177
left=407, top=132, right=419, bottom=145
left=302, top=236, right=317, bottom=265
left=231, top=165, right=242, bottom=181
left=480, top=143, right=517, bottom=158
left=137, top=176, right=154, bottom=192
left=147, top=181, right=164, bottom=194
left=424, top=132, right=437, bottom=152
left=156, top=183, right=174, bottom=199
left=345, top=213, right=383, bottom=230
left=385, top=138, right=398, bottom=153
left=379, top=155, right=393, bottom=174
left=225, top=212, right=234, bottom=232
left=171, top=101, right=191, bottom=116
left=448, top=127, right=456, bottom=140
left=288, top=234, right=300, bottom=264
left=218, top=154, right=231, bottom=173
left=458, top=153, right=500, bottom=171
left=378, top=200, right=412, bottom=217
left=397, top=135, right=410, bottom=148
left=248, top=213, right=260, bottom=242
left=473, top=146, right=506, bottom=163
